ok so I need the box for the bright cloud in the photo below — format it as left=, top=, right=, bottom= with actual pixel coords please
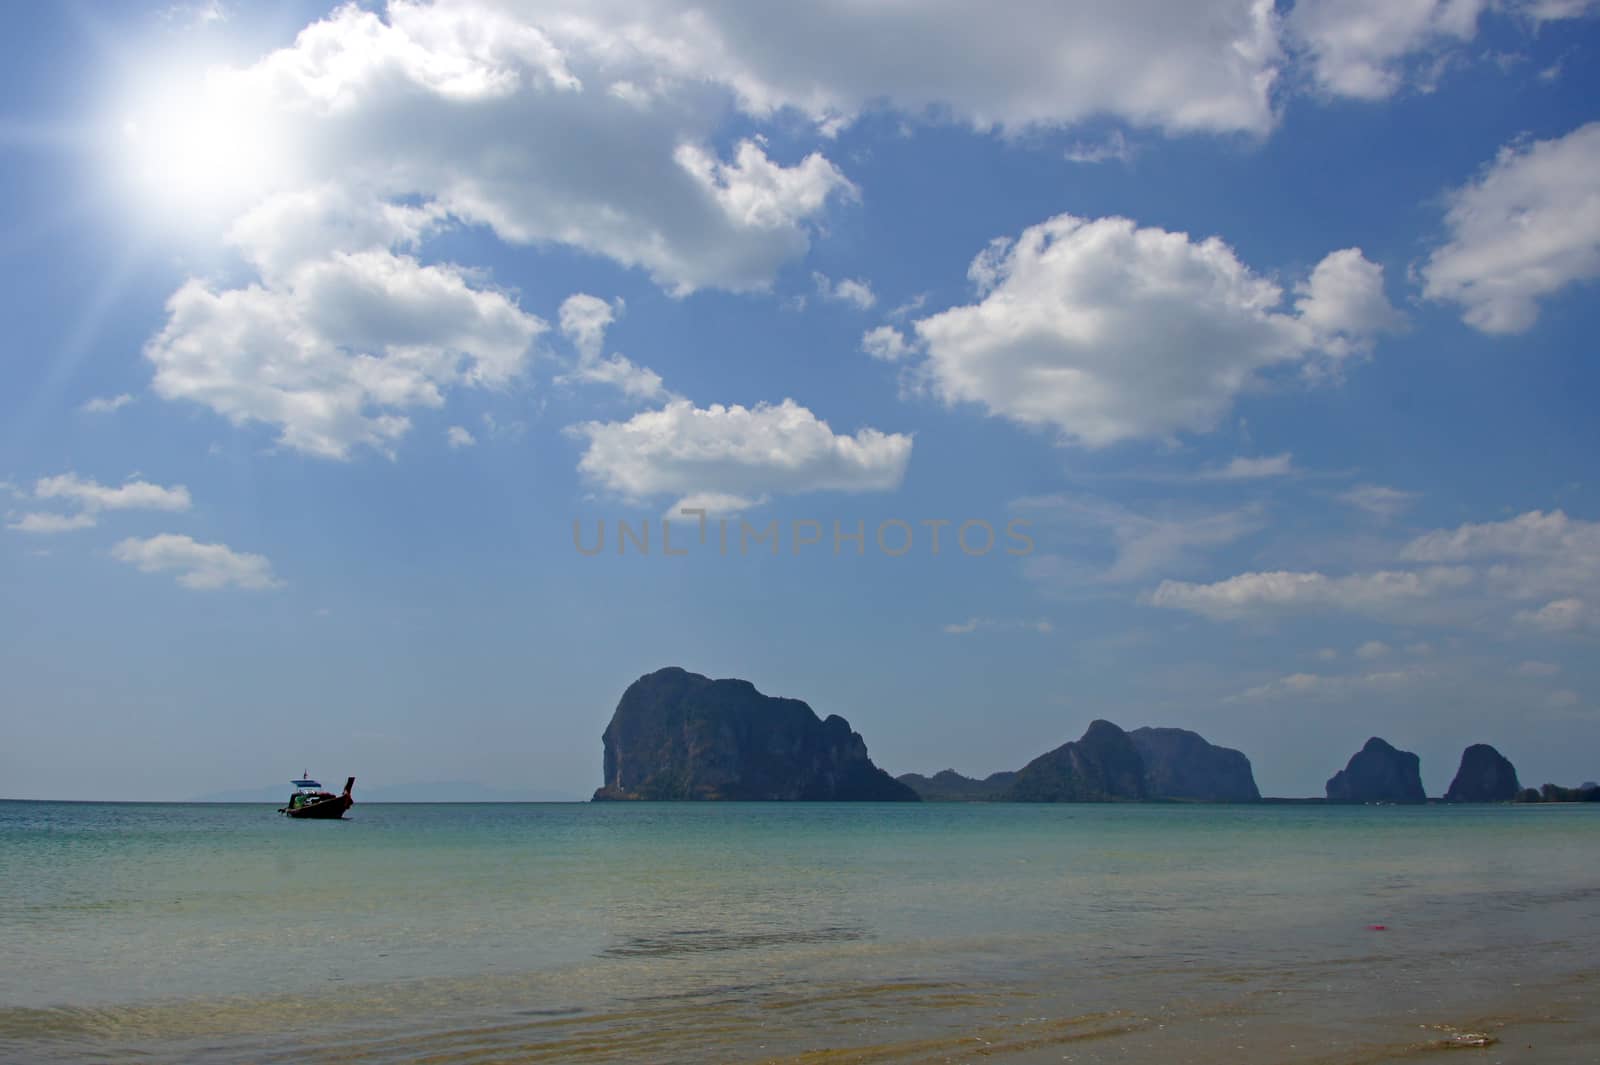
left=145, top=250, right=544, bottom=459
left=571, top=398, right=912, bottom=509
left=446, top=426, right=477, bottom=448
left=1198, top=453, right=1296, bottom=480
left=912, top=215, right=1401, bottom=446
left=1422, top=122, right=1600, bottom=333
left=111, top=534, right=280, bottom=590
left=1150, top=567, right=1475, bottom=621
left=34, top=473, right=191, bottom=512
left=207, top=2, right=857, bottom=294
left=1153, top=509, right=1600, bottom=633
left=1016, top=494, right=1262, bottom=584
left=1286, top=0, right=1486, bottom=100
left=1286, top=1, right=1597, bottom=101
left=1514, top=597, right=1589, bottom=632
left=1338, top=483, right=1418, bottom=519
left=1232, top=666, right=1431, bottom=702
left=517, top=0, right=1284, bottom=136
left=861, top=325, right=915, bottom=362
left=81, top=394, right=135, bottom=414
left=559, top=294, right=618, bottom=363
left=6, top=512, right=100, bottom=534
left=814, top=273, right=876, bottom=310
left=556, top=293, right=667, bottom=401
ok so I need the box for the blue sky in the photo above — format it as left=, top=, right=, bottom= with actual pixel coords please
left=3, top=0, right=1598, bottom=800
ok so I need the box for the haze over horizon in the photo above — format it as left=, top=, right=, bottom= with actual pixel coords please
left=3, top=1, right=1598, bottom=803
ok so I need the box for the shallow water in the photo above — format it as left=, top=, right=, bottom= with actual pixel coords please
left=2, top=801, right=1596, bottom=1062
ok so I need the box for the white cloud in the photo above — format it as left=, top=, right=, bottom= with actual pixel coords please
left=555, top=293, right=667, bottom=402
left=145, top=250, right=544, bottom=459
left=1286, top=0, right=1486, bottom=100
left=1064, top=130, right=1134, bottom=165
left=1198, top=453, right=1295, bottom=480
left=1150, top=566, right=1476, bottom=621
left=111, top=534, right=280, bottom=590
left=861, top=325, right=916, bottom=362
left=1338, top=483, right=1418, bottom=519
left=1293, top=247, right=1408, bottom=355
left=1514, top=597, right=1589, bottom=632
left=558, top=294, right=617, bottom=363
left=446, top=426, right=477, bottom=448
left=227, top=186, right=448, bottom=281
left=146, top=1, right=858, bottom=304
left=1522, top=0, right=1600, bottom=19
left=571, top=398, right=912, bottom=506
left=1422, top=123, right=1600, bottom=333
left=1517, top=660, right=1561, bottom=677
left=669, top=491, right=767, bottom=518
left=1285, top=1, right=1597, bottom=101
left=6, top=512, right=99, bottom=534
left=514, top=0, right=1284, bottom=137
left=1232, top=666, right=1430, bottom=702
left=1355, top=639, right=1391, bottom=659
left=1154, top=509, right=1600, bottom=633
left=813, top=273, right=876, bottom=310
left=1015, top=495, right=1261, bottom=584
left=1400, top=509, right=1600, bottom=603
left=943, top=617, right=1053, bottom=635
left=1547, top=689, right=1580, bottom=708
left=555, top=293, right=667, bottom=401
left=81, top=394, right=135, bottom=414
left=34, top=473, right=191, bottom=512
left=911, top=215, right=1400, bottom=446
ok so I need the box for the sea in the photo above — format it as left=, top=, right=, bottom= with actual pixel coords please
left=1, top=800, right=1597, bottom=1064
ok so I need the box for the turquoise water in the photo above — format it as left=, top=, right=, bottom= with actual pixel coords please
left=2, top=801, right=1597, bottom=1062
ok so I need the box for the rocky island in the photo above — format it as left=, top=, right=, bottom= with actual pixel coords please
left=895, top=769, right=1016, bottom=801
left=592, top=667, right=918, bottom=801
left=1008, top=720, right=1148, bottom=802
left=1130, top=726, right=1262, bottom=803
left=588, top=670, right=1579, bottom=805
left=1444, top=744, right=1521, bottom=802
left=898, top=721, right=1261, bottom=803
left=1325, top=737, right=1426, bottom=803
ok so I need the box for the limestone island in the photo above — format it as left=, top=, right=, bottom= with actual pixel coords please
left=588, top=669, right=1592, bottom=804
left=902, top=720, right=1261, bottom=803
left=592, top=667, right=917, bottom=801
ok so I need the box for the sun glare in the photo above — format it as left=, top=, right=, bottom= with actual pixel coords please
left=113, top=65, right=284, bottom=231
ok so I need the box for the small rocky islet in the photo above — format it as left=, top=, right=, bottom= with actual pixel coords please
left=592, top=667, right=1597, bottom=804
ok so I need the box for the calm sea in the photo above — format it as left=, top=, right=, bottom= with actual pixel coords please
left=1, top=800, right=1597, bottom=1063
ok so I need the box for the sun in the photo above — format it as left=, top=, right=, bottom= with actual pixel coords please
left=113, top=63, right=286, bottom=229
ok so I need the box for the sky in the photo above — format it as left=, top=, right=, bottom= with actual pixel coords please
left=2, top=0, right=1598, bottom=801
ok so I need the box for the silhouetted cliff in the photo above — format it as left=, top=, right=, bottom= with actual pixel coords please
left=592, top=668, right=918, bottom=801
left=1129, top=726, right=1261, bottom=802
left=1443, top=744, right=1520, bottom=802
left=1325, top=737, right=1425, bottom=803
left=1007, top=720, right=1147, bottom=802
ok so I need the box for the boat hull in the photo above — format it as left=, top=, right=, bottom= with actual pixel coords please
left=280, top=777, right=355, bottom=819
left=283, top=795, right=352, bottom=819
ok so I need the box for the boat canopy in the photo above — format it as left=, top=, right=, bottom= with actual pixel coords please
left=292, top=779, right=322, bottom=789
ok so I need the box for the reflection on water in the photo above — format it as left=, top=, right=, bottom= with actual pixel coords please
left=1, top=801, right=1597, bottom=1063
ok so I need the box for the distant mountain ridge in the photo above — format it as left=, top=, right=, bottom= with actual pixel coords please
left=898, top=721, right=1262, bottom=803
